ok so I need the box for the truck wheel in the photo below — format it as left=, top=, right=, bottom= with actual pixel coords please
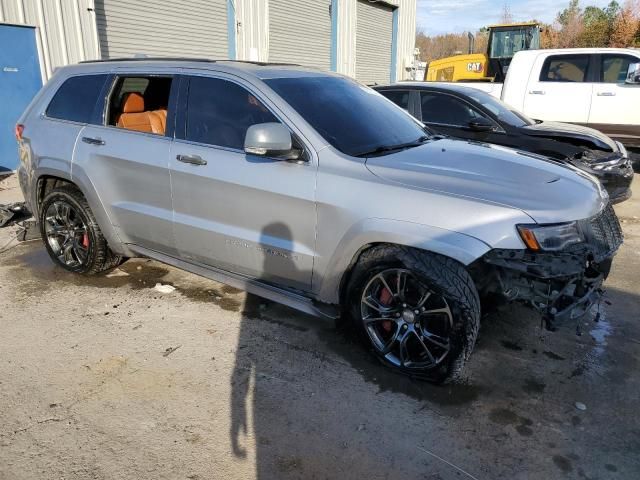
left=39, top=186, right=122, bottom=274
left=346, top=245, right=480, bottom=384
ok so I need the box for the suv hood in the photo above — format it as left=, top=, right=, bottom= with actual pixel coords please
left=365, top=139, right=608, bottom=224
left=521, top=121, right=618, bottom=152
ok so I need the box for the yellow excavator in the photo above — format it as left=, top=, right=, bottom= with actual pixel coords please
left=425, top=22, right=541, bottom=83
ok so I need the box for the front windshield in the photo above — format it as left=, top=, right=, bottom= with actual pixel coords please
left=490, top=27, right=540, bottom=59
left=265, top=76, right=429, bottom=157
left=465, top=89, right=535, bottom=127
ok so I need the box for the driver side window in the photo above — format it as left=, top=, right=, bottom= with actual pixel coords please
left=184, top=76, right=279, bottom=149
left=420, top=92, right=485, bottom=127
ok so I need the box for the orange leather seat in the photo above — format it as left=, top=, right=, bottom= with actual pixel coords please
left=149, top=109, right=167, bottom=134
left=116, top=93, right=166, bottom=135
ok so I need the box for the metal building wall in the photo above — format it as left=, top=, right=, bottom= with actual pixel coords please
left=94, top=0, right=228, bottom=59
left=269, top=0, right=332, bottom=69
left=336, top=0, right=416, bottom=82
left=235, top=0, right=269, bottom=62
left=394, top=0, right=417, bottom=80
left=0, top=0, right=99, bottom=81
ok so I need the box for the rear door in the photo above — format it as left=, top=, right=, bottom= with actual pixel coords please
left=73, top=71, right=178, bottom=255
left=589, top=53, right=640, bottom=128
left=170, top=74, right=317, bottom=291
left=524, top=53, right=593, bottom=123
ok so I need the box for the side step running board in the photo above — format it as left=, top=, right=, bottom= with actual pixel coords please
left=128, top=245, right=339, bottom=320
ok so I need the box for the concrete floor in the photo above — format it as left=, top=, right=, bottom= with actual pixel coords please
left=0, top=173, right=639, bottom=480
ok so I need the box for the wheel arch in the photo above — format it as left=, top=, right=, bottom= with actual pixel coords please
left=315, top=218, right=492, bottom=305
left=34, top=172, right=132, bottom=258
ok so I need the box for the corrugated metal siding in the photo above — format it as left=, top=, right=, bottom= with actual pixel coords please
left=236, top=0, right=269, bottom=62
left=356, top=0, right=392, bottom=85
left=0, top=0, right=100, bottom=81
left=94, top=0, right=228, bottom=59
left=269, top=0, right=331, bottom=69
left=395, top=0, right=416, bottom=80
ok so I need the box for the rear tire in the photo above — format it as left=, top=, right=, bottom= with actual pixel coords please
left=346, top=245, right=480, bottom=384
left=39, top=186, right=122, bottom=274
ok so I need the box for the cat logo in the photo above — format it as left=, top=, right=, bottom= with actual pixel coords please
left=467, top=62, right=484, bottom=73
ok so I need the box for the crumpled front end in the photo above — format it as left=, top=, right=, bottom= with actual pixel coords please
left=477, top=203, right=623, bottom=329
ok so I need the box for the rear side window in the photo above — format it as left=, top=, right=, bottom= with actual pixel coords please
left=379, top=90, right=410, bottom=111
left=46, top=75, right=106, bottom=123
left=540, top=55, right=590, bottom=82
left=107, top=75, right=173, bottom=136
left=183, top=76, right=278, bottom=150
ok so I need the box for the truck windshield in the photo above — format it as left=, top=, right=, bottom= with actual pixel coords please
left=265, top=76, right=429, bottom=157
left=489, top=27, right=540, bottom=59
left=466, top=89, right=535, bottom=128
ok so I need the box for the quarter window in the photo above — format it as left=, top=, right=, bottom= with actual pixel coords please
left=420, top=92, right=486, bottom=126
left=184, top=77, right=278, bottom=149
left=540, top=55, right=590, bottom=82
left=600, top=55, right=637, bottom=83
left=46, top=75, right=106, bottom=123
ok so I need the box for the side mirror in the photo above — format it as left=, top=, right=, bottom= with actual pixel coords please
left=244, top=123, right=302, bottom=160
left=468, top=117, right=495, bottom=132
left=626, top=63, right=640, bottom=85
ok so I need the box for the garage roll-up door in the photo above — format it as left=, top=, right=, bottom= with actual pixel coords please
left=95, top=0, right=228, bottom=59
left=269, top=0, right=331, bottom=70
left=356, top=0, right=393, bottom=85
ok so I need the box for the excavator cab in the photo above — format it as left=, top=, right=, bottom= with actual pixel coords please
left=486, top=23, right=541, bottom=80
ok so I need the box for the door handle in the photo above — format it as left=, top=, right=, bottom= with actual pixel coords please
left=596, top=92, right=616, bottom=96
left=176, top=154, right=207, bottom=166
left=528, top=90, right=545, bottom=95
left=82, top=136, right=105, bottom=146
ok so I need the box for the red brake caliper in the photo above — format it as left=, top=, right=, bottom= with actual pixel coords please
left=82, top=233, right=89, bottom=248
left=379, top=285, right=394, bottom=333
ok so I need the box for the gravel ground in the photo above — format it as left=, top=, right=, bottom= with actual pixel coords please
left=1, top=173, right=639, bottom=480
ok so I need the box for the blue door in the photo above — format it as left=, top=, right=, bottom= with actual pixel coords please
left=0, top=24, right=42, bottom=172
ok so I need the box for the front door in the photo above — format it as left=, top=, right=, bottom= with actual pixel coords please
left=524, top=54, right=593, bottom=123
left=170, top=74, right=317, bottom=292
left=418, top=91, right=502, bottom=143
left=589, top=54, right=640, bottom=129
left=0, top=24, right=42, bottom=172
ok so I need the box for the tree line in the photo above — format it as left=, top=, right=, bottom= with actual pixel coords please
left=416, top=0, right=640, bottom=63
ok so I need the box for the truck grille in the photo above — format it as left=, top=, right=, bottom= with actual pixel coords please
left=581, top=203, right=623, bottom=257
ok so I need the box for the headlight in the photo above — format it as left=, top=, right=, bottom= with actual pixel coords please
left=517, top=222, right=583, bottom=251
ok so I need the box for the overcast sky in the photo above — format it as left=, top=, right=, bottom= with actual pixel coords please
left=417, top=0, right=615, bottom=35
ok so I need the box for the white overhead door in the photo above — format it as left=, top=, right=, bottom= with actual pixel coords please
left=269, top=0, right=331, bottom=70
left=356, top=0, right=393, bottom=85
left=95, top=0, right=228, bottom=59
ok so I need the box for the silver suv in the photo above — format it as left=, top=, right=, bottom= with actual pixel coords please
left=16, top=59, right=623, bottom=383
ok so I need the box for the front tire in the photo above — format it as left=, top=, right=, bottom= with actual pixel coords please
left=39, top=186, right=121, bottom=274
left=346, top=245, right=480, bottom=384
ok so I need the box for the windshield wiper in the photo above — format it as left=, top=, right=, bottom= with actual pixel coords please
left=355, top=136, right=430, bottom=158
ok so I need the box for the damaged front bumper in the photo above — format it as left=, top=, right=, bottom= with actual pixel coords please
left=572, top=149, right=634, bottom=204
left=480, top=204, right=623, bottom=328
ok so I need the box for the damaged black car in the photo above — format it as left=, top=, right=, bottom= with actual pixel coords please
left=376, top=83, right=634, bottom=203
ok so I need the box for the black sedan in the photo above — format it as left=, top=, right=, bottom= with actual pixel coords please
left=375, top=83, right=634, bottom=203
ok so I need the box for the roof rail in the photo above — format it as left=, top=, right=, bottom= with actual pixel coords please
left=78, top=58, right=301, bottom=67
left=79, top=57, right=214, bottom=64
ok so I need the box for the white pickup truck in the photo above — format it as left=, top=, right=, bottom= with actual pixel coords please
left=465, top=48, right=640, bottom=148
